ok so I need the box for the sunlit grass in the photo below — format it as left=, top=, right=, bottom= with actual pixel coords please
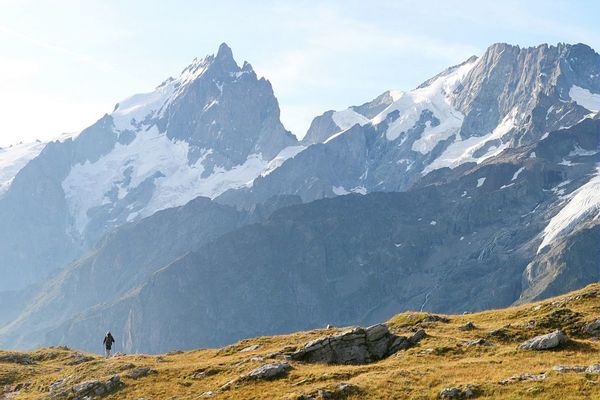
left=2, top=283, right=599, bottom=399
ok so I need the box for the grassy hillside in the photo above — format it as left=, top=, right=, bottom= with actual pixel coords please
left=2, top=283, right=600, bottom=399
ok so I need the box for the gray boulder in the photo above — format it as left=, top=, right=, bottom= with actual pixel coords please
left=586, top=364, right=600, bottom=373
left=124, top=367, right=155, bottom=379
left=519, top=330, right=569, bottom=350
left=458, top=322, right=476, bottom=331
left=439, top=385, right=479, bottom=399
left=0, top=353, right=35, bottom=365
left=291, top=324, right=424, bottom=364
left=553, top=365, right=587, bottom=373
left=583, top=319, right=600, bottom=336
left=241, top=362, right=292, bottom=380
left=52, top=375, right=124, bottom=400
left=499, top=373, right=546, bottom=385
left=67, top=353, right=94, bottom=366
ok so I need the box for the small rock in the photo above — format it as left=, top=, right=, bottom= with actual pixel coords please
left=553, top=365, right=586, bottom=373
left=239, top=344, right=261, bottom=352
left=465, top=338, right=491, bottom=347
left=458, top=322, right=476, bottom=331
left=199, top=391, right=215, bottom=398
left=439, top=385, right=478, bottom=398
left=519, top=330, right=569, bottom=350
left=488, top=328, right=510, bottom=340
left=299, top=383, right=360, bottom=400
left=583, top=319, right=600, bottom=336
left=125, top=367, right=155, bottom=379
left=0, top=353, right=35, bottom=365
left=67, top=353, right=94, bottom=366
left=423, top=314, right=450, bottom=323
left=499, top=373, right=546, bottom=385
left=191, top=368, right=219, bottom=379
left=586, top=364, right=600, bottom=373
left=241, top=362, right=292, bottom=380
left=326, top=324, right=334, bottom=329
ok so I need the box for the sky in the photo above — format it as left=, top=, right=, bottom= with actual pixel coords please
left=0, top=0, right=599, bottom=146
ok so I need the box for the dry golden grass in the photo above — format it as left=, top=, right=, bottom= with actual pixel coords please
left=2, top=283, right=600, bottom=399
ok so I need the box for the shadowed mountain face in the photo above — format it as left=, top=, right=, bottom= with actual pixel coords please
left=0, top=42, right=598, bottom=355
left=18, top=119, right=595, bottom=354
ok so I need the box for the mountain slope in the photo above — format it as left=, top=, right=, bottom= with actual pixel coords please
left=0, top=197, right=249, bottom=350
left=2, top=283, right=600, bottom=399
left=218, top=43, right=600, bottom=209
left=0, top=43, right=300, bottom=292
left=34, top=118, right=599, bottom=354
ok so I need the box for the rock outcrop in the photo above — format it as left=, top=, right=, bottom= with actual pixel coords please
left=297, top=382, right=361, bottom=400
left=291, top=324, right=425, bottom=364
left=439, top=385, right=479, bottom=399
left=518, top=330, right=569, bottom=350
left=0, top=352, right=35, bottom=365
left=241, top=362, right=292, bottom=380
left=50, top=375, right=124, bottom=400
left=124, top=367, right=156, bottom=379
left=583, top=319, right=600, bottom=336
left=499, top=373, right=547, bottom=385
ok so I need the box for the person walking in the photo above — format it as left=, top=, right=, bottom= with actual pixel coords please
left=103, top=331, right=115, bottom=358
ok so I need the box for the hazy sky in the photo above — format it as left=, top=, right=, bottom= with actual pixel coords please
left=1, top=0, right=599, bottom=146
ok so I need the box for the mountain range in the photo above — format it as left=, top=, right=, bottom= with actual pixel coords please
left=0, top=42, right=598, bottom=354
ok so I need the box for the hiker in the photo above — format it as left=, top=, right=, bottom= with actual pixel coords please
left=103, top=331, right=115, bottom=358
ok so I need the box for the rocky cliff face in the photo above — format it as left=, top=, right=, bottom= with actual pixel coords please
left=0, top=43, right=299, bottom=292
left=30, top=118, right=599, bottom=354
left=218, top=43, right=600, bottom=209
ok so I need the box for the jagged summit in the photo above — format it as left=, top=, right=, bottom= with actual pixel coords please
left=0, top=43, right=300, bottom=292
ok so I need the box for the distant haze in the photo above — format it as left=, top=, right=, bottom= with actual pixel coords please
left=0, top=0, right=598, bottom=146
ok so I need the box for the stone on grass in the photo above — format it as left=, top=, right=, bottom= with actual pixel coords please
left=124, top=367, right=156, bottom=379
left=553, top=365, right=586, bottom=373
left=291, top=324, right=425, bottom=365
left=458, top=322, right=476, bottom=331
left=499, top=373, right=546, bottom=385
left=519, top=330, right=568, bottom=350
left=241, top=362, right=292, bottom=380
left=583, top=319, right=600, bottom=336
left=439, top=385, right=479, bottom=399
left=239, top=344, right=261, bottom=352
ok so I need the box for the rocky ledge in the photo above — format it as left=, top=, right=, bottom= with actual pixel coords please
left=291, top=324, right=425, bottom=364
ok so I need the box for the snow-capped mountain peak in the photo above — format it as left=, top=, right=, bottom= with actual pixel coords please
left=32, top=43, right=298, bottom=237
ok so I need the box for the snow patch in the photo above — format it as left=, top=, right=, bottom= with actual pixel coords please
left=568, top=145, right=598, bottom=157
left=0, top=141, right=47, bottom=195
left=511, top=167, right=525, bottom=181
left=373, top=59, right=477, bottom=150
left=351, top=186, right=367, bottom=195
left=331, top=109, right=370, bottom=131
left=477, top=177, right=486, bottom=188
left=62, top=127, right=274, bottom=233
left=538, top=167, right=600, bottom=253
left=332, top=186, right=350, bottom=195
left=261, top=145, right=306, bottom=177
left=569, top=85, right=600, bottom=112
left=422, top=107, right=516, bottom=174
